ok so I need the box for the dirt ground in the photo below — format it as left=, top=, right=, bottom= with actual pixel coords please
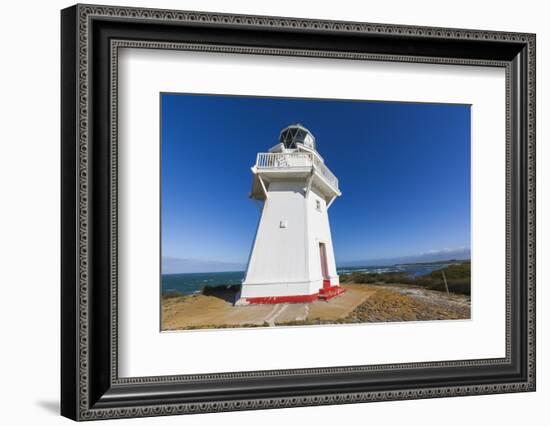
left=161, top=283, right=470, bottom=331
left=342, top=285, right=470, bottom=323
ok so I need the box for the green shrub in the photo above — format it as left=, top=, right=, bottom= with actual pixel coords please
left=339, top=261, right=470, bottom=295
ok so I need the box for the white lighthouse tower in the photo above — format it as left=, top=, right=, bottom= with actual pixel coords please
left=237, top=124, right=344, bottom=305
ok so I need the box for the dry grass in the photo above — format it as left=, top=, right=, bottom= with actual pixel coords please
left=161, top=283, right=470, bottom=331
left=342, top=286, right=470, bottom=323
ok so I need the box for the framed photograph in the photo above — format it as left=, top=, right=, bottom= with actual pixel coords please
left=61, top=4, right=536, bottom=420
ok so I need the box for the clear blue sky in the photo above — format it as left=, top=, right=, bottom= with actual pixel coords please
left=161, top=93, right=470, bottom=270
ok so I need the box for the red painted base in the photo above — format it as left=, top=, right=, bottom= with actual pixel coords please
left=240, top=283, right=346, bottom=305
left=318, top=285, right=346, bottom=301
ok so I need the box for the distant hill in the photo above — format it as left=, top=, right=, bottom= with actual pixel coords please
left=339, top=247, right=471, bottom=268
left=162, top=257, right=245, bottom=274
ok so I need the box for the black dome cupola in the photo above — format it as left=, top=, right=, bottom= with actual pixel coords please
left=279, top=123, right=316, bottom=150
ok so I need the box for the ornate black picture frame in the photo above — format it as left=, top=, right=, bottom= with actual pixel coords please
left=61, top=4, right=536, bottom=421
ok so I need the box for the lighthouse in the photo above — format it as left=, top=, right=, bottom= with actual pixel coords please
left=237, top=124, right=344, bottom=305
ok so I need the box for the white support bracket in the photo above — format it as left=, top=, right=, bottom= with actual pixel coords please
left=326, top=195, right=337, bottom=209
left=258, top=175, right=269, bottom=199
left=304, top=172, right=314, bottom=199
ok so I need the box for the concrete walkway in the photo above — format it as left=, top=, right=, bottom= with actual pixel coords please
left=162, top=284, right=375, bottom=330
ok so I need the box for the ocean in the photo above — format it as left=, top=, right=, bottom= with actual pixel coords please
left=161, top=262, right=456, bottom=296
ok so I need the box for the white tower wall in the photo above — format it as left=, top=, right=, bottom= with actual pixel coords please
left=241, top=181, right=312, bottom=298
left=306, top=188, right=339, bottom=287
left=240, top=182, right=338, bottom=299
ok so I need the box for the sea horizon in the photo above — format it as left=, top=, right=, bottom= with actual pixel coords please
left=161, top=259, right=469, bottom=296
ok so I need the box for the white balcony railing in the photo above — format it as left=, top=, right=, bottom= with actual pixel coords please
left=255, top=152, right=339, bottom=190
left=312, top=156, right=339, bottom=191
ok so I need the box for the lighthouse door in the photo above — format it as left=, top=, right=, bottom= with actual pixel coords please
left=319, top=243, right=330, bottom=288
